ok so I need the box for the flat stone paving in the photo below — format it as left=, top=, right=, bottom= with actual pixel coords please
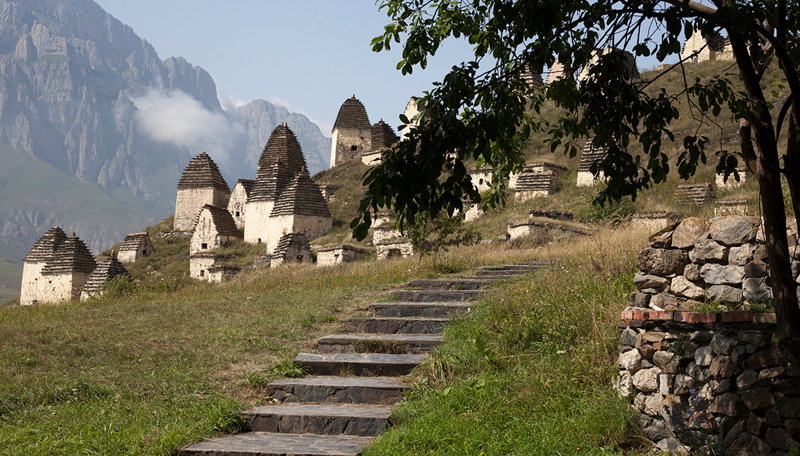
left=368, top=302, right=472, bottom=318
left=294, top=353, right=426, bottom=376
left=265, top=377, right=410, bottom=404
left=343, top=316, right=449, bottom=334
left=317, top=334, right=443, bottom=354
left=244, top=404, right=392, bottom=436
left=180, top=432, right=375, bottom=456
left=389, top=289, right=486, bottom=302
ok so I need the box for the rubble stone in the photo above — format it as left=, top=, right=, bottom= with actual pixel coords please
left=700, top=263, right=745, bottom=285
left=637, top=247, right=690, bottom=276
left=672, top=217, right=711, bottom=248
left=671, top=276, right=706, bottom=299
left=689, top=239, right=727, bottom=263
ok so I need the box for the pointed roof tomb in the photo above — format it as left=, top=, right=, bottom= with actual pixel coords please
left=174, top=152, right=231, bottom=230
left=81, top=255, right=132, bottom=301
left=228, top=178, right=255, bottom=229
left=266, top=168, right=333, bottom=254
left=24, top=226, right=67, bottom=263
left=249, top=123, right=308, bottom=203
left=41, top=234, right=97, bottom=276
left=191, top=204, right=243, bottom=254
left=118, top=232, right=154, bottom=263
left=370, top=119, right=399, bottom=151
left=330, top=95, right=372, bottom=167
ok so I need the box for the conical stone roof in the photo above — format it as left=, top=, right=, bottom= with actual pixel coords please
left=579, top=138, right=615, bottom=172
left=82, top=256, right=131, bottom=294
left=41, top=235, right=97, bottom=275
left=196, top=204, right=242, bottom=238
left=250, top=124, right=308, bottom=202
left=119, top=232, right=151, bottom=252
left=370, top=119, right=399, bottom=151
left=24, top=227, right=67, bottom=262
left=177, top=152, right=230, bottom=192
left=236, top=178, right=256, bottom=197
left=271, top=170, right=332, bottom=218
left=332, top=95, right=370, bottom=132
left=271, top=233, right=311, bottom=261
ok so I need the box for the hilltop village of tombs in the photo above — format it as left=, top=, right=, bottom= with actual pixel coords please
left=19, top=37, right=751, bottom=306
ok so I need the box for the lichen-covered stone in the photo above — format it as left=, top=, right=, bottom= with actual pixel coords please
left=634, top=273, right=670, bottom=290
left=689, top=239, right=727, bottom=263
left=736, top=369, right=759, bottom=390
left=672, top=217, right=711, bottom=248
left=653, top=351, right=681, bottom=373
left=709, top=215, right=759, bottom=245
left=620, top=327, right=638, bottom=347
left=637, top=246, right=690, bottom=275
left=651, top=293, right=679, bottom=310
left=684, top=263, right=702, bottom=281
left=630, top=292, right=651, bottom=307
left=671, top=276, right=706, bottom=299
left=695, top=346, right=713, bottom=366
left=700, top=263, right=745, bottom=285
left=710, top=356, right=743, bottom=379
left=618, top=349, right=642, bottom=371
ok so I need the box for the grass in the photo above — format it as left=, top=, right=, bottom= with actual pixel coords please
left=363, top=225, right=652, bottom=455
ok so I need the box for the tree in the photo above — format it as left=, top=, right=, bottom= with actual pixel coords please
left=351, top=0, right=800, bottom=357
left=404, top=210, right=482, bottom=265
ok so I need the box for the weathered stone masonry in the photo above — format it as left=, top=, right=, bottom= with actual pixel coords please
left=174, top=152, right=230, bottom=231
left=617, top=308, right=800, bottom=454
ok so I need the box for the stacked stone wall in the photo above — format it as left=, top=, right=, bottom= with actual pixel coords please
left=174, top=188, right=230, bottom=231
left=317, top=245, right=364, bottom=267
left=228, top=183, right=251, bottom=229
left=244, top=201, right=275, bottom=245
left=632, top=216, right=800, bottom=311
left=376, top=241, right=415, bottom=260
left=265, top=214, right=332, bottom=255
left=631, top=213, right=681, bottom=232
left=617, top=308, right=800, bottom=453
left=330, top=126, right=371, bottom=167
left=508, top=220, right=592, bottom=240
left=20, top=261, right=47, bottom=305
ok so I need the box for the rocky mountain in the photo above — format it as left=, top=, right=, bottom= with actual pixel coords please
left=0, top=0, right=331, bottom=276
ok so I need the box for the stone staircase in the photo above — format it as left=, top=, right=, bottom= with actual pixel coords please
left=179, top=263, right=549, bottom=456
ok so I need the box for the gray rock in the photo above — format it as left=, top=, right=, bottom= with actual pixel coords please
left=649, top=224, right=678, bottom=248
left=656, top=437, right=687, bottom=454
left=671, top=276, right=706, bottom=299
left=726, top=433, right=770, bottom=455
left=765, top=427, right=797, bottom=451
left=613, top=371, right=634, bottom=398
left=710, top=356, right=743, bottom=379
left=711, top=379, right=732, bottom=395
left=748, top=345, right=782, bottom=370
left=684, top=263, right=702, bottom=281
left=707, top=285, right=744, bottom=303
left=709, top=215, right=760, bottom=245
left=672, top=217, right=711, bottom=249
left=686, top=361, right=712, bottom=382
left=690, top=331, right=713, bottom=344
left=738, top=332, right=767, bottom=348
left=620, top=327, right=638, bottom=347
left=643, top=393, right=664, bottom=416
left=729, top=243, right=756, bottom=266
left=695, top=346, right=713, bottom=366
left=632, top=367, right=661, bottom=392
left=723, top=418, right=746, bottom=448
left=653, top=351, right=682, bottom=373
left=689, top=239, right=727, bottom=263
left=736, top=369, right=759, bottom=390
left=744, top=259, right=769, bottom=278
left=792, top=260, right=800, bottom=280
left=775, top=398, right=800, bottom=418
left=651, top=293, right=679, bottom=310
left=672, top=374, right=698, bottom=395
left=644, top=420, right=671, bottom=441
left=709, top=393, right=748, bottom=417
left=700, top=263, right=745, bottom=285
left=658, top=373, right=674, bottom=395
left=631, top=292, right=651, bottom=307
left=766, top=406, right=783, bottom=426
left=618, top=348, right=642, bottom=371
left=743, top=277, right=773, bottom=300
left=634, top=273, right=671, bottom=290
left=746, top=412, right=769, bottom=436
left=741, top=387, right=776, bottom=412
left=711, top=334, right=739, bottom=356
left=637, top=247, right=690, bottom=276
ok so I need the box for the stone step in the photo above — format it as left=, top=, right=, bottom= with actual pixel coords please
left=179, top=432, right=374, bottom=456
left=317, top=334, right=443, bottom=354
left=389, top=289, right=486, bottom=302
left=294, top=353, right=425, bottom=376
left=243, top=404, right=392, bottom=436
left=368, top=301, right=472, bottom=318
left=405, top=278, right=494, bottom=290
left=265, top=377, right=410, bottom=405
left=474, top=270, right=527, bottom=277
left=343, top=317, right=449, bottom=334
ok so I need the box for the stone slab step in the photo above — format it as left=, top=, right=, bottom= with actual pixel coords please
left=405, top=278, right=494, bottom=290
left=294, top=353, right=425, bottom=376
left=389, top=289, right=486, bottom=302
left=474, top=270, right=527, bottom=277
left=180, top=432, right=374, bottom=456
left=343, top=317, right=449, bottom=334
left=368, top=301, right=472, bottom=318
left=266, top=377, right=410, bottom=405
left=317, top=334, right=443, bottom=354
left=244, top=404, right=392, bottom=436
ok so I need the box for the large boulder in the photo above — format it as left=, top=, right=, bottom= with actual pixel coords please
left=709, top=216, right=760, bottom=245
left=637, top=247, right=690, bottom=276
left=672, top=217, right=710, bottom=248
left=689, top=239, right=727, bottom=263
left=671, top=276, right=705, bottom=299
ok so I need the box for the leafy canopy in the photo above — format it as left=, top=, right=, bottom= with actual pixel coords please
left=351, top=0, right=794, bottom=238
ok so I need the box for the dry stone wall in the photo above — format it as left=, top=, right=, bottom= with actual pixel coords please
left=617, top=308, right=800, bottom=454
left=317, top=245, right=365, bottom=267
left=632, top=216, right=800, bottom=311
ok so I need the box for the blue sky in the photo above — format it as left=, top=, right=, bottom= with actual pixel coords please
left=94, top=1, right=480, bottom=136
left=94, top=1, right=672, bottom=138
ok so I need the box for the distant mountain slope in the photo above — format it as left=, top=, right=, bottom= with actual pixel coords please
left=0, top=0, right=331, bottom=278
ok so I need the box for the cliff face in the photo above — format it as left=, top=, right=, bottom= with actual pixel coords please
left=0, top=0, right=331, bottom=268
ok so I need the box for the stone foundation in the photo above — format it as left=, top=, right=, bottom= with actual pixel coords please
left=507, top=220, right=592, bottom=241
left=317, top=245, right=365, bottom=267
left=631, top=213, right=681, bottom=233
left=617, top=308, right=800, bottom=454
left=376, top=241, right=415, bottom=260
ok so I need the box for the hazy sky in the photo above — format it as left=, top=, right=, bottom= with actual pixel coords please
left=94, top=1, right=672, bottom=138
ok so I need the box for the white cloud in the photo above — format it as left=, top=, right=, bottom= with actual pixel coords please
left=130, top=88, right=245, bottom=164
